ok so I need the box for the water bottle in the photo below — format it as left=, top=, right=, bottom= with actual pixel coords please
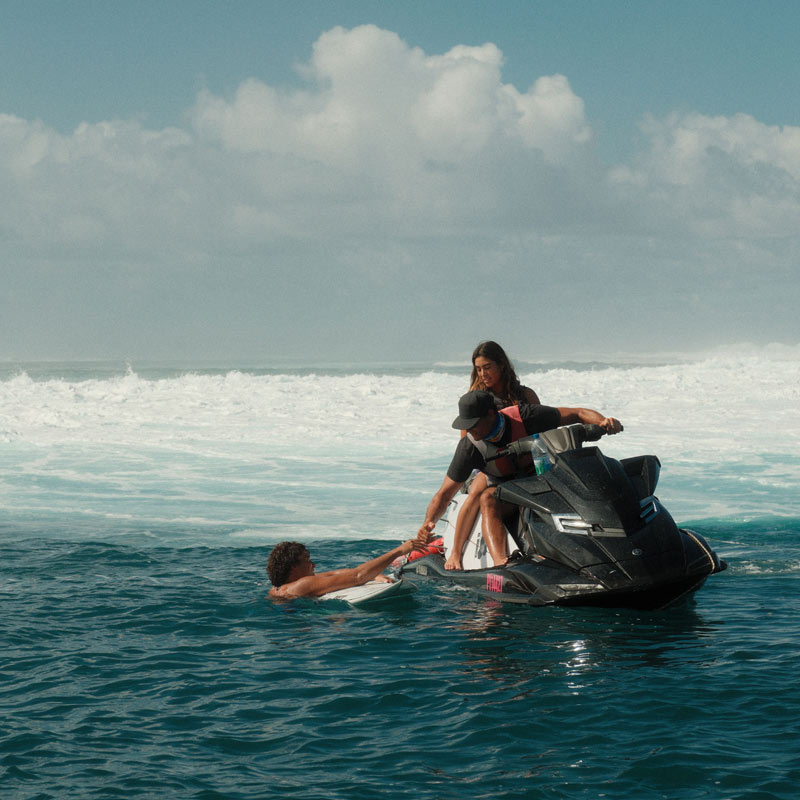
left=531, top=434, right=552, bottom=475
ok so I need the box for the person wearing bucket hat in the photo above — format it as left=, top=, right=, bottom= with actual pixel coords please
left=450, top=342, right=541, bottom=570
left=450, top=390, right=497, bottom=430
left=418, top=391, right=623, bottom=567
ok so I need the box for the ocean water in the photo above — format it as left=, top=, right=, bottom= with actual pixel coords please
left=2, top=352, right=799, bottom=799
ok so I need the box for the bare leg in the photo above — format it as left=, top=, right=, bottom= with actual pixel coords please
left=445, top=474, right=486, bottom=570
left=479, top=489, right=510, bottom=566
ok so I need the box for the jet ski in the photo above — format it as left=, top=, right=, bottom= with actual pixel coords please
left=398, top=424, right=726, bottom=609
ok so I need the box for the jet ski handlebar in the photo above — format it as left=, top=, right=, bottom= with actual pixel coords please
left=582, top=423, right=606, bottom=441
left=487, top=423, right=606, bottom=462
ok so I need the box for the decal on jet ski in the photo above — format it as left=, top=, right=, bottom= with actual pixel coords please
left=486, top=573, right=504, bottom=593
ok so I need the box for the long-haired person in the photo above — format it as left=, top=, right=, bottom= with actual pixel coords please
left=467, top=340, right=540, bottom=407
left=447, top=341, right=539, bottom=570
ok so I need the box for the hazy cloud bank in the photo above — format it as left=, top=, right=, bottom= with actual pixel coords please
left=1, top=25, right=798, bottom=360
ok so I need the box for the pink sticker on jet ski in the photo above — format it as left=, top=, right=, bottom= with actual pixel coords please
left=486, top=573, right=503, bottom=593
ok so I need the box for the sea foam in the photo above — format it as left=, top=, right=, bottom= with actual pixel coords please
left=0, top=354, right=798, bottom=542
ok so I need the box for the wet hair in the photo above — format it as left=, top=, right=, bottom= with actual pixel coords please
left=267, top=541, right=309, bottom=587
left=468, top=340, right=526, bottom=405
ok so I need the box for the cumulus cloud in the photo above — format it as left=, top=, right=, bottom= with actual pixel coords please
left=193, top=26, right=590, bottom=167
left=188, top=24, right=595, bottom=238
left=1, top=24, right=798, bottom=359
left=0, top=113, right=204, bottom=259
left=609, top=111, right=800, bottom=237
left=3, top=23, right=797, bottom=258
left=1, top=24, right=603, bottom=264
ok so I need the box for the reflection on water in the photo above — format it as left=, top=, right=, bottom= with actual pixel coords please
left=5, top=536, right=797, bottom=800
left=432, top=590, right=722, bottom=692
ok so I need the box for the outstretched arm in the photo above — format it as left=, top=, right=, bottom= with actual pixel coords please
left=418, top=476, right=463, bottom=541
left=271, top=539, right=421, bottom=599
left=556, top=407, right=623, bottom=434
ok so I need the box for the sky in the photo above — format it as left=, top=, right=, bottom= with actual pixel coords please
left=2, top=0, right=799, bottom=364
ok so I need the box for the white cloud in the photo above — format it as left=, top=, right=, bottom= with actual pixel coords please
left=645, top=111, right=800, bottom=183
left=609, top=111, right=800, bottom=237
left=2, top=26, right=797, bottom=256
left=4, top=24, right=794, bottom=258
left=1, top=113, right=201, bottom=258
left=193, top=25, right=589, bottom=172
left=188, top=26, right=597, bottom=240
left=1, top=25, right=798, bottom=359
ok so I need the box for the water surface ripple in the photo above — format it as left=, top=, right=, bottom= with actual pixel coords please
left=2, top=534, right=799, bottom=799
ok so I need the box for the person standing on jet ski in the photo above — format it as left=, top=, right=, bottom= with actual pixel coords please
left=418, top=390, right=623, bottom=568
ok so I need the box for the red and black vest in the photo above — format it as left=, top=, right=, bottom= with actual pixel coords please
left=466, top=406, right=528, bottom=484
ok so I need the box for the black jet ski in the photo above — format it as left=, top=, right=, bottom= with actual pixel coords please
left=398, top=424, right=726, bottom=610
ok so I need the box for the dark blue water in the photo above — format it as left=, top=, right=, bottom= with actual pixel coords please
left=3, top=519, right=799, bottom=800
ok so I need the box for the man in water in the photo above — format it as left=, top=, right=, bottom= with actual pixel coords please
left=419, top=390, right=623, bottom=568
left=267, top=538, right=424, bottom=599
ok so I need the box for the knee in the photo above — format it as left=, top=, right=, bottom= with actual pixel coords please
left=468, top=473, right=488, bottom=496
left=479, top=488, right=498, bottom=511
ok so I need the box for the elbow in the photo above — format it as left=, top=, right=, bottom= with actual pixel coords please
left=349, top=568, right=370, bottom=587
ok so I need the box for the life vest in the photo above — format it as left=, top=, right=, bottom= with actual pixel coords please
left=467, top=405, right=529, bottom=483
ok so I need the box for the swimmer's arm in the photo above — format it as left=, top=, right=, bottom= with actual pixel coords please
left=271, top=540, right=419, bottom=598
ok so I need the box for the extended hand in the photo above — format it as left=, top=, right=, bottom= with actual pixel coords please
left=401, top=535, right=431, bottom=555
left=416, top=520, right=436, bottom=543
left=600, top=417, right=623, bottom=434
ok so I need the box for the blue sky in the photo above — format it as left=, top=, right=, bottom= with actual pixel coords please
left=6, top=1, right=798, bottom=158
left=2, top=0, right=799, bottom=362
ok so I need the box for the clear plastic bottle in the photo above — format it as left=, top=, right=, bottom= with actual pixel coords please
left=531, top=434, right=552, bottom=475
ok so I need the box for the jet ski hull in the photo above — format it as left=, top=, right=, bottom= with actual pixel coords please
left=400, top=425, right=726, bottom=610
left=401, top=547, right=719, bottom=610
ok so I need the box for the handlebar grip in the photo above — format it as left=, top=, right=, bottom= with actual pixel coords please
left=583, top=424, right=605, bottom=441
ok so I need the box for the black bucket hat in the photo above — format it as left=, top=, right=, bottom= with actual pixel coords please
left=451, top=390, right=496, bottom=430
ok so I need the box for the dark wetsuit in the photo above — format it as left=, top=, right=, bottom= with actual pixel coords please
left=446, top=404, right=561, bottom=483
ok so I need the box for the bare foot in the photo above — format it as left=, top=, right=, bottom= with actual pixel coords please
left=374, top=574, right=394, bottom=584
left=444, top=555, right=462, bottom=571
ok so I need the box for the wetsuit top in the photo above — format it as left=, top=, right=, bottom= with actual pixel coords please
left=446, top=403, right=561, bottom=483
left=489, top=385, right=535, bottom=409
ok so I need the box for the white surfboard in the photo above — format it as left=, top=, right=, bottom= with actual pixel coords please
left=321, top=578, right=412, bottom=606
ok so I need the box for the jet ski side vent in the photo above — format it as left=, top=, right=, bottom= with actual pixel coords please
left=552, top=514, right=597, bottom=534
left=639, top=495, right=660, bottom=524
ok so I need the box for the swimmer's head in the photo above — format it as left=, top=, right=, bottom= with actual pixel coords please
left=267, top=541, right=312, bottom=586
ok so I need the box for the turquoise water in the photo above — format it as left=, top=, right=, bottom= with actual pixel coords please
left=3, top=525, right=799, bottom=799
left=2, top=358, right=799, bottom=798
